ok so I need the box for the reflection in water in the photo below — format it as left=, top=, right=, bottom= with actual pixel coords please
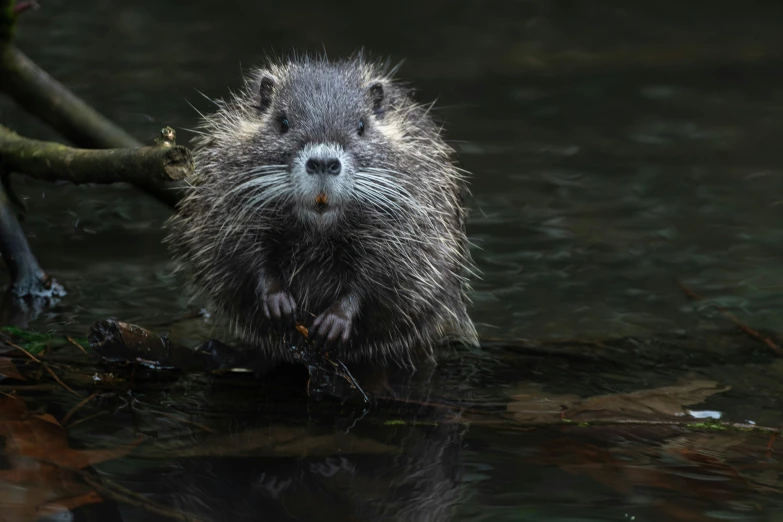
left=76, top=366, right=470, bottom=522
left=128, top=423, right=464, bottom=522
left=4, top=331, right=783, bottom=521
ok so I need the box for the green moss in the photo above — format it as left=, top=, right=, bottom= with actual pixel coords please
left=684, top=420, right=727, bottom=431
left=2, top=325, right=50, bottom=343
left=1, top=327, right=90, bottom=355
left=384, top=420, right=407, bottom=426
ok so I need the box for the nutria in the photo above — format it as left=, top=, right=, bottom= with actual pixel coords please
left=165, top=54, right=478, bottom=366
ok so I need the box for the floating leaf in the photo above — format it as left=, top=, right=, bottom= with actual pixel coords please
left=566, top=379, right=730, bottom=420
left=506, top=378, right=730, bottom=424
left=0, top=396, right=140, bottom=468
left=0, top=396, right=141, bottom=519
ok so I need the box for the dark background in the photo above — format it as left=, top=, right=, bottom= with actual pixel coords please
left=3, top=0, right=783, bottom=343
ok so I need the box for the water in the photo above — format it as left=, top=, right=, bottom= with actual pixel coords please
left=3, top=1, right=783, bottom=521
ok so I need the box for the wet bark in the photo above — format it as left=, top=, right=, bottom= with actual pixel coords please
left=0, top=181, right=62, bottom=298
left=0, top=2, right=182, bottom=207
left=0, top=124, right=194, bottom=185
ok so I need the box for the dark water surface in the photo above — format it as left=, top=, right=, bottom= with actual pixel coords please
left=3, top=1, right=783, bottom=521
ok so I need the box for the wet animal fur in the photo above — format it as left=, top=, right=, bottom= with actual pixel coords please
left=165, top=53, right=478, bottom=366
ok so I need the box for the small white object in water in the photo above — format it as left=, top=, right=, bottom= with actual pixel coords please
left=686, top=409, right=722, bottom=419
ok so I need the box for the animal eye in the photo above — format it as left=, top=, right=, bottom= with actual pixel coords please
left=357, top=120, right=365, bottom=136
left=279, top=116, right=290, bottom=133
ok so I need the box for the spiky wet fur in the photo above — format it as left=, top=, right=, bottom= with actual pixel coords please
left=165, top=54, right=478, bottom=367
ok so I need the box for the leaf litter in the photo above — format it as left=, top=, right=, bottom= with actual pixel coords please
left=0, top=395, right=208, bottom=521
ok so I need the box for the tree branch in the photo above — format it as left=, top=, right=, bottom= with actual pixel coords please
left=0, top=43, right=182, bottom=207
left=0, top=124, right=194, bottom=184
left=0, top=179, right=62, bottom=298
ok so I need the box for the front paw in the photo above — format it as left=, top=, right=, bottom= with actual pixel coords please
left=311, top=306, right=354, bottom=349
left=262, top=288, right=297, bottom=330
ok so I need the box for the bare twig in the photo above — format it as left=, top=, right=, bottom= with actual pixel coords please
left=66, top=410, right=108, bottom=429
left=66, top=336, right=89, bottom=356
left=5, top=338, right=79, bottom=394
left=676, top=279, right=783, bottom=356
left=62, top=392, right=97, bottom=426
left=0, top=124, right=194, bottom=184
left=43, top=364, right=78, bottom=395
left=5, top=337, right=40, bottom=362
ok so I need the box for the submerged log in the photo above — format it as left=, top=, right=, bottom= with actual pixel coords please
left=88, top=319, right=253, bottom=372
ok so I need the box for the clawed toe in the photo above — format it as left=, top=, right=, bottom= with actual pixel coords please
left=311, top=311, right=352, bottom=349
left=263, top=290, right=297, bottom=330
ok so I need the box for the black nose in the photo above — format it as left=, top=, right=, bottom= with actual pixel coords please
left=305, top=157, right=342, bottom=176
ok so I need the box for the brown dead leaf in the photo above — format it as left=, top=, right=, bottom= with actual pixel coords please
left=0, top=466, right=97, bottom=522
left=506, top=378, right=730, bottom=423
left=0, top=357, right=25, bottom=381
left=0, top=397, right=140, bottom=469
left=42, top=490, right=103, bottom=514
left=505, top=382, right=580, bottom=423
left=0, top=396, right=141, bottom=520
left=33, top=413, right=61, bottom=427
left=567, top=379, right=730, bottom=420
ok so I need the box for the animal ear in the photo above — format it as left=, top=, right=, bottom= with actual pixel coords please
left=367, top=82, right=385, bottom=117
left=255, top=75, right=276, bottom=112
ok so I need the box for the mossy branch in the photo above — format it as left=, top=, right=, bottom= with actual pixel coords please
left=0, top=124, right=194, bottom=185
left=0, top=39, right=182, bottom=206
